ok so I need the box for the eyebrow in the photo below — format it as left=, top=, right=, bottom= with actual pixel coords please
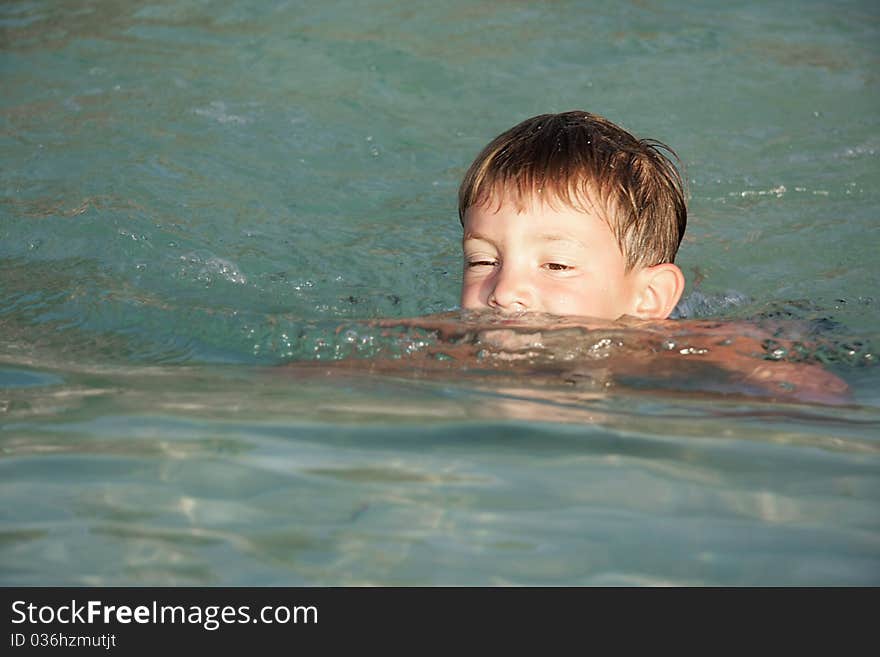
left=462, top=231, right=496, bottom=245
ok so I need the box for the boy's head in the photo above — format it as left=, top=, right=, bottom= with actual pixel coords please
left=458, top=110, right=687, bottom=320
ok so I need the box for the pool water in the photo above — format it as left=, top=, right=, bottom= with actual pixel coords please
left=1, top=0, right=878, bottom=585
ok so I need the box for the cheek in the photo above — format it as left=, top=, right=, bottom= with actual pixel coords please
left=529, top=280, right=574, bottom=312
left=541, top=279, right=613, bottom=317
left=460, top=279, right=482, bottom=307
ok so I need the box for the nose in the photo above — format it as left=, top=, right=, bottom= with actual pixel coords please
left=487, top=263, right=532, bottom=313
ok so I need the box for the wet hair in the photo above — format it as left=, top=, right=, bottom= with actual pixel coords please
left=458, top=111, right=687, bottom=270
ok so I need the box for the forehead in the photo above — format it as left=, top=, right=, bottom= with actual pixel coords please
left=464, top=181, right=609, bottom=221
left=462, top=192, right=619, bottom=246
left=465, top=182, right=617, bottom=224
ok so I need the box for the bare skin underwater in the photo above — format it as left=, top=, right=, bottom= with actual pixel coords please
left=279, top=311, right=852, bottom=408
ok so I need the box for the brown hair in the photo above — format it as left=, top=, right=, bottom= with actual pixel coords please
left=458, top=111, right=687, bottom=270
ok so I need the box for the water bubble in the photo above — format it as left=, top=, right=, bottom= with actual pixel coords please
left=763, top=340, right=787, bottom=360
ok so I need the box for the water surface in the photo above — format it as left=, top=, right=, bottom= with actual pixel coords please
left=1, top=0, right=878, bottom=585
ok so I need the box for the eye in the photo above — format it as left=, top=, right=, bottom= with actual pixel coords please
left=467, top=259, right=497, bottom=268
left=544, top=262, right=573, bottom=271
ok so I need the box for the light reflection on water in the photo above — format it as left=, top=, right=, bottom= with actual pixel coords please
left=1, top=346, right=878, bottom=585
left=1, top=0, right=879, bottom=585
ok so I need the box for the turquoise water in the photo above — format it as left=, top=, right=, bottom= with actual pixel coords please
left=1, top=0, right=879, bottom=585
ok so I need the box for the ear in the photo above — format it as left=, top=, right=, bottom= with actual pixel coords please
left=632, top=263, right=685, bottom=320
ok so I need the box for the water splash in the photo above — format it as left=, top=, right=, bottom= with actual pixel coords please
left=193, top=101, right=252, bottom=126
left=177, top=252, right=247, bottom=286
left=671, top=289, right=750, bottom=319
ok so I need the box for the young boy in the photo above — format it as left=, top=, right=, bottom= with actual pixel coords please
left=458, top=110, right=687, bottom=322
left=290, top=111, right=848, bottom=405
left=447, top=110, right=847, bottom=403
